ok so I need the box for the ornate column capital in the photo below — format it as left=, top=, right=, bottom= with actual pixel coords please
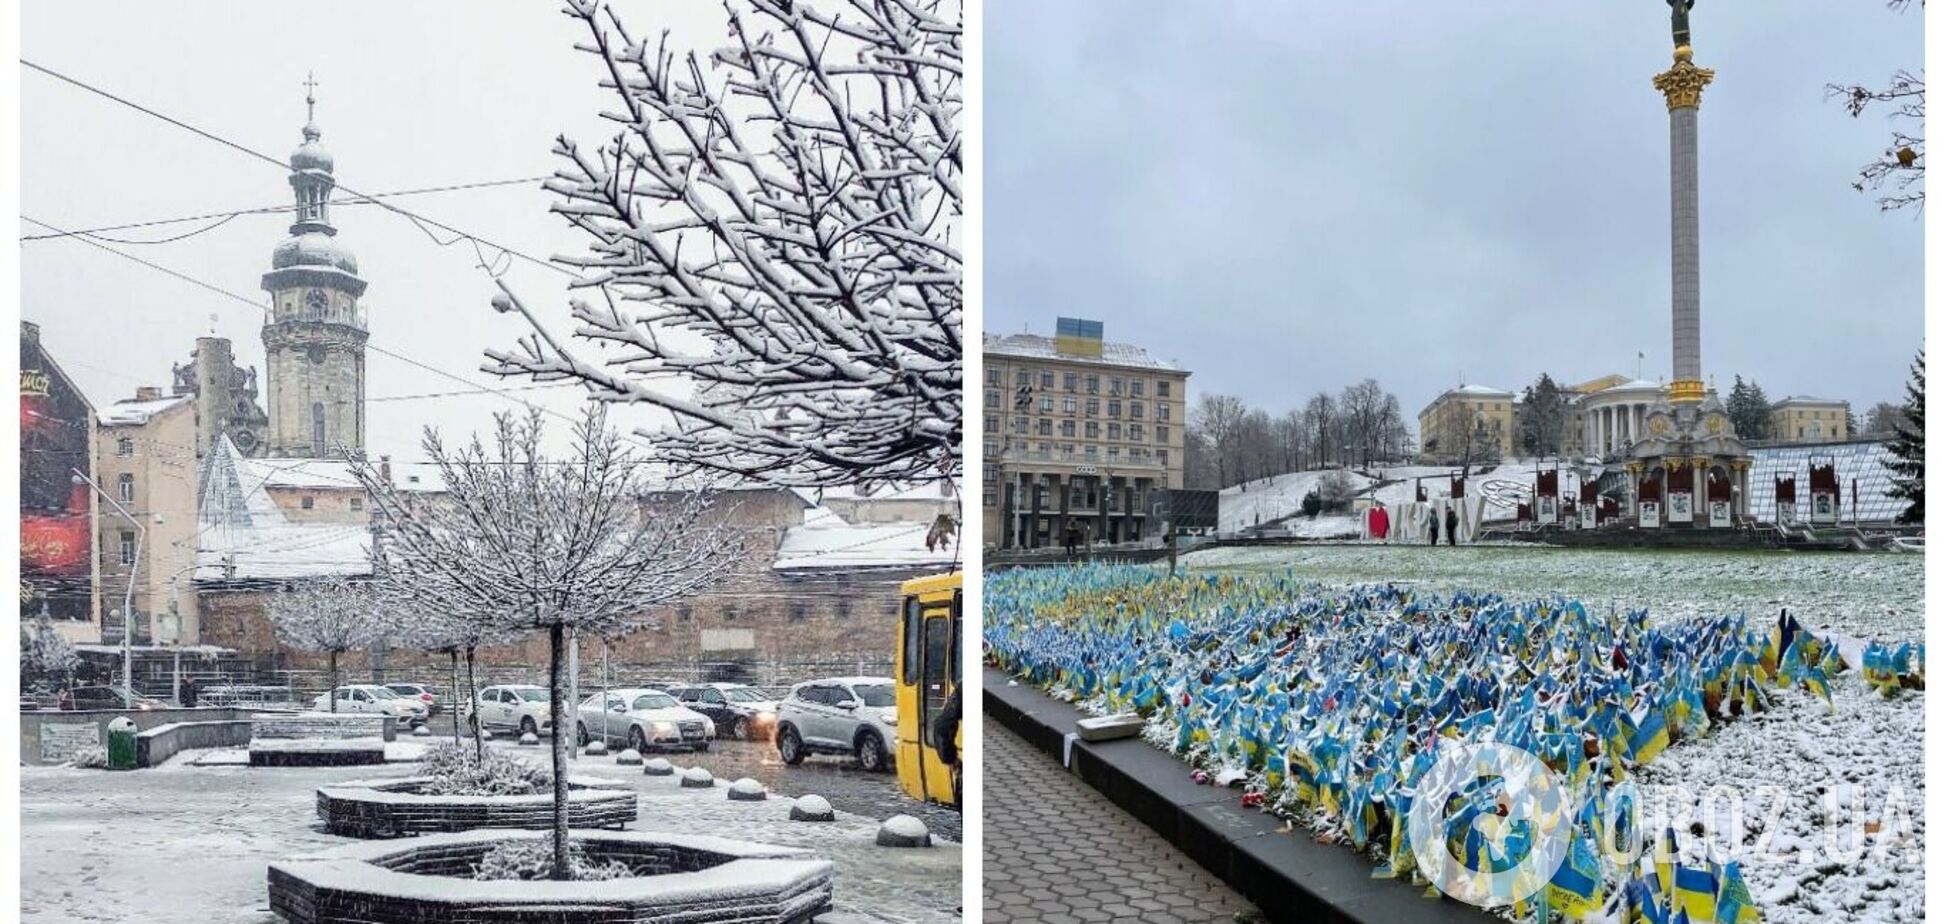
left=1653, top=50, right=1715, bottom=111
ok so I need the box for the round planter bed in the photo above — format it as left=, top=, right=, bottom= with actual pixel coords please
left=316, top=776, right=638, bottom=838
left=267, top=828, right=834, bottom=924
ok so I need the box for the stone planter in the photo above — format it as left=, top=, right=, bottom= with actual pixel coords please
left=250, top=740, right=386, bottom=768
left=267, top=829, right=834, bottom=924
left=316, top=776, right=638, bottom=838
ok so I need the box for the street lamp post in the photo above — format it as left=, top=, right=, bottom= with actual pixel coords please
left=73, top=468, right=143, bottom=693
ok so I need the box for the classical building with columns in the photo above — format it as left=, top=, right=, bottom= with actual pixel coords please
left=1567, top=376, right=1668, bottom=460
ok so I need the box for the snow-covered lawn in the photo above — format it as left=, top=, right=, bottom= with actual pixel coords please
left=1187, top=543, right=1922, bottom=641
left=21, top=741, right=959, bottom=924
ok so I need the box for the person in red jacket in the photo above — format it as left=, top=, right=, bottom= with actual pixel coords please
left=1368, top=502, right=1390, bottom=540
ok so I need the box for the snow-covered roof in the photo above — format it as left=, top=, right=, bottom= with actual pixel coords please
left=773, top=508, right=956, bottom=572
left=195, top=436, right=372, bottom=582
left=232, top=455, right=366, bottom=492
left=1770, top=395, right=1847, bottom=407
left=1598, top=378, right=1664, bottom=393
left=98, top=395, right=192, bottom=426
left=983, top=332, right=1183, bottom=372
left=1448, top=383, right=1514, bottom=397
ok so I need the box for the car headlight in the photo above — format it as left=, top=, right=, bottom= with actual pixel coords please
left=651, top=721, right=675, bottom=736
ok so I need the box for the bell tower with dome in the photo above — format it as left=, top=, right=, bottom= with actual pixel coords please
left=261, top=75, right=367, bottom=459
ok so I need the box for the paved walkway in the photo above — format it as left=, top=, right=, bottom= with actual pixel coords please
left=984, top=724, right=1255, bottom=924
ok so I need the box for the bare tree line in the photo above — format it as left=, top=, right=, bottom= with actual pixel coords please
left=1183, top=379, right=1411, bottom=490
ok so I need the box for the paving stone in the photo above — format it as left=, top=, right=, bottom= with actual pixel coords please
left=984, top=724, right=1253, bottom=923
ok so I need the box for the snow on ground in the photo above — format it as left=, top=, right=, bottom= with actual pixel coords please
left=21, top=739, right=958, bottom=924
left=1173, top=542, right=1921, bottom=924
left=1217, top=470, right=1372, bottom=533
left=1185, top=543, right=1922, bottom=641
left=1637, top=682, right=1923, bottom=924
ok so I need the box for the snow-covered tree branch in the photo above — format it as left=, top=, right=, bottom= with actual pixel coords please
left=268, top=576, right=387, bottom=713
left=348, top=404, right=741, bottom=880
left=485, top=0, right=962, bottom=492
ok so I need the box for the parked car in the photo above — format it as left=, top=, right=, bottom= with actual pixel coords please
left=667, top=682, right=779, bottom=740
left=460, top=684, right=555, bottom=737
left=384, top=682, right=441, bottom=715
left=311, top=684, right=429, bottom=727
left=574, top=688, right=715, bottom=753
left=774, top=676, right=897, bottom=772
left=59, top=686, right=165, bottom=712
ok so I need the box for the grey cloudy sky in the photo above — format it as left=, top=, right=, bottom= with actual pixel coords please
left=22, top=1, right=739, bottom=473
left=985, top=2, right=1923, bottom=421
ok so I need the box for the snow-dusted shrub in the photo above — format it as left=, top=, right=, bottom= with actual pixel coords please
left=20, top=613, right=79, bottom=696
left=1317, top=470, right=1358, bottom=513
left=472, top=839, right=631, bottom=882
left=417, top=743, right=551, bottom=797
left=67, top=744, right=109, bottom=769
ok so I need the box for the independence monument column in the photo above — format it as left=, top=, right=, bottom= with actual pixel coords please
left=1653, top=0, right=1713, bottom=405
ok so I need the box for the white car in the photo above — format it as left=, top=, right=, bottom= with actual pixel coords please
left=574, top=688, right=715, bottom=753
left=313, top=684, right=429, bottom=727
left=774, top=676, right=897, bottom=773
left=462, top=684, right=555, bottom=737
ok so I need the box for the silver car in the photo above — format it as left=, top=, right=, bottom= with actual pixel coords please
left=574, top=688, right=716, bottom=753
left=774, top=676, right=897, bottom=772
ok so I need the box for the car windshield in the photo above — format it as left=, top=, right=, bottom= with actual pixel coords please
left=723, top=688, right=767, bottom=703
left=852, top=684, right=895, bottom=707
left=514, top=689, right=549, bottom=703
left=633, top=693, right=678, bottom=710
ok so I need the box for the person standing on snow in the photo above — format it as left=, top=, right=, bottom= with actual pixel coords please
left=1427, top=504, right=1441, bottom=545
left=1445, top=505, right=1460, bottom=545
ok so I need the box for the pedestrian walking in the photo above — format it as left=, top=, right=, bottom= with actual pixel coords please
left=1445, top=505, right=1460, bottom=545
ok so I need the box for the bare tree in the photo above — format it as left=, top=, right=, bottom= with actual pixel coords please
left=486, top=0, right=962, bottom=492
left=350, top=407, right=739, bottom=880
left=1863, top=400, right=1911, bottom=436
left=269, top=577, right=386, bottom=713
left=1828, top=2, right=1923, bottom=212
left=377, top=569, right=529, bottom=757
left=1305, top=392, right=1338, bottom=468
left=1191, top=394, right=1248, bottom=488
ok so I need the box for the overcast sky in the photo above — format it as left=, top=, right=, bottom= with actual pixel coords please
left=21, top=1, right=742, bottom=477
left=986, top=2, right=1924, bottom=421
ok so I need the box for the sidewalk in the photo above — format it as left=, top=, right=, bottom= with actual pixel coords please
left=984, top=722, right=1255, bottom=924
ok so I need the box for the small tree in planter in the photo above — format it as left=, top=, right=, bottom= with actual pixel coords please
left=377, top=567, right=530, bottom=757
left=269, top=577, right=386, bottom=713
left=351, top=406, right=738, bottom=880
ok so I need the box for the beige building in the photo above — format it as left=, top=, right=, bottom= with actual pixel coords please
left=93, top=388, right=201, bottom=645
left=1770, top=396, right=1850, bottom=443
left=983, top=319, right=1189, bottom=549
left=1418, top=384, right=1515, bottom=465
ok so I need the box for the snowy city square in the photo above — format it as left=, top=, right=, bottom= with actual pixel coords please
left=22, top=0, right=961, bottom=922
left=983, top=2, right=1921, bottom=923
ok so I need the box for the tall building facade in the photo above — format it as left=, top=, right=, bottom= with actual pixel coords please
left=1417, top=384, right=1514, bottom=465
left=94, top=388, right=200, bottom=644
left=983, top=320, right=1190, bottom=549
left=261, top=88, right=368, bottom=460
left=20, top=321, right=102, bottom=638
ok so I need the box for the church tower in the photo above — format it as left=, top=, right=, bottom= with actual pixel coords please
left=261, top=75, right=367, bottom=459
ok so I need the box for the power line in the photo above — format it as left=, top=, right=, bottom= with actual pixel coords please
left=19, top=176, right=550, bottom=243
left=20, top=59, right=575, bottom=279
left=21, top=214, right=608, bottom=440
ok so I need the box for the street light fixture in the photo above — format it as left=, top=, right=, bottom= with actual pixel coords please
left=72, top=468, right=142, bottom=692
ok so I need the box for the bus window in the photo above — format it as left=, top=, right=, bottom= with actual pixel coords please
left=922, top=613, right=950, bottom=745
left=902, top=596, right=922, bottom=685
left=951, top=589, right=962, bottom=682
